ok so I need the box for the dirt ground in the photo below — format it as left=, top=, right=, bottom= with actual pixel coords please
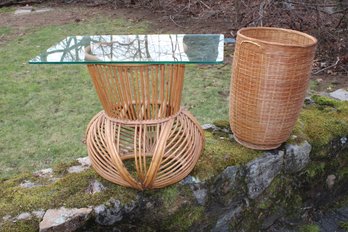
left=0, top=3, right=347, bottom=92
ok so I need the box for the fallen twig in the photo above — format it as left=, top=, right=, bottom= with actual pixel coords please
left=313, top=57, right=340, bottom=75
left=199, top=0, right=211, bottom=9
left=169, top=15, right=185, bottom=28
left=217, top=63, right=228, bottom=69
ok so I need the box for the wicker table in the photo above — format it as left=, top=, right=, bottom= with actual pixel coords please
left=29, top=34, right=224, bottom=190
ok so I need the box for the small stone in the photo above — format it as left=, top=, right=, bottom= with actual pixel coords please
left=124, top=201, right=136, bottom=213
left=145, top=202, right=153, bottom=209
left=261, top=210, right=284, bottom=229
left=211, top=166, right=242, bottom=206
left=34, top=168, right=53, bottom=178
left=291, top=135, right=298, bottom=140
left=326, top=174, right=336, bottom=189
left=67, top=165, right=89, bottom=174
left=32, top=210, right=45, bottom=220
left=213, top=166, right=239, bottom=195
left=94, top=205, right=106, bottom=214
left=94, top=199, right=123, bottom=226
left=317, top=206, right=348, bottom=231
left=228, top=134, right=234, bottom=140
left=201, top=124, right=217, bottom=130
left=212, top=205, right=243, bottom=232
left=20, top=180, right=41, bottom=188
left=15, top=7, right=33, bottom=15
left=246, top=151, right=284, bottom=199
left=193, top=188, right=208, bottom=205
left=180, top=175, right=201, bottom=185
left=284, top=141, right=311, bottom=173
left=39, top=207, right=92, bottom=232
left=15, top=212, right=32, bottom=221
left=304, top=97, right=315, bottom=105
left=34, top=8, right=53, bottom=13
left=49, top=177, right=60, bottom=184
left=85, top=180, right=106, bottom=194
left=2, top=215, right=11, bottom=221
left=320, top=62, right=327, bottom=68
left=329, top=89, right=348, bottom=101
left=77, top=157, right=91, bottom=167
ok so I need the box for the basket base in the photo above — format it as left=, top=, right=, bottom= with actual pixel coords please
left=233, top=135, right=281, bottom=150
left=85, top=109, right=204, bottom=190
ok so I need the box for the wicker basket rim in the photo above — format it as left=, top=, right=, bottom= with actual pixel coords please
left=104, top=108, right=184, bottom=125
left=237, top=27, right=317, bottom=48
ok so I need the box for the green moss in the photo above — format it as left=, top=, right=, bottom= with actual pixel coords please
left=297, top=103, right=348, bottom=156
left=339, top=221, right=348, bottom=230
left=164, top=206, right=204, bottom=232
left=246, top=176, right=304, bottom=230
left=257, top=177, right=282, bottom=210
left=160, top=186, right=180, bottom=210
left=213, top=120, right=230, bottom=129
left=309, top=80, right=319, bottom=91
left=193, top=132, right=261, bottom=181
left=312, top=95, right=339, bottom=108
left=299, top=224, right=320, bottom=232
left=257, top=199, right=272, bottom=210
left=52, top=160, right=79, bottom=175
left=287, top=121, right=308, bottom=144
left=0, top=168, right=137, bottom=218
left=304, top=162, right=326, bottom=178
left=0, top=219, right=39, bottom=232
left=229, top=206, right=260, bottom=231
left=211, top=130, right=230, bottom=138
left=339, top=167, right=348, bottom=178
left=0, top=172, right=33, bottom=189
left=256, top=176, right=303, bottom=215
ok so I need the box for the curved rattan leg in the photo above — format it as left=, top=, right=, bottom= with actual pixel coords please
left=85, top=109, right=204, bottom=189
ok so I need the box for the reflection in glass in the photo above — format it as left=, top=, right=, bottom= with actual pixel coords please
left=183, top=34, right=220, bottom=61
left=29, top=34, right=224, bottom=64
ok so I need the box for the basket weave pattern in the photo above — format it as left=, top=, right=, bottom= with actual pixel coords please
left=86, top=64, right=204, bottom=189
left=87, top=64, right=185, bottom=120
left=230, top=27, right=317, bottom=150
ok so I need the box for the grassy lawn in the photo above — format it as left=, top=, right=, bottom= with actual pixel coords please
left=0, top=11, right=230, bottom=178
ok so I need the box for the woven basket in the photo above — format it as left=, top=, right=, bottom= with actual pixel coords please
left=230, top=27, right=317, bottom=150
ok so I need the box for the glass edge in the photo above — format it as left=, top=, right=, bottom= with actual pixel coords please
left=28, top=61, right=225, bottom=65
left=28, top=34, right=225, bottom=65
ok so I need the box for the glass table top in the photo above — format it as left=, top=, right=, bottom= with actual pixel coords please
left=29, top=34, right=224, bottom=64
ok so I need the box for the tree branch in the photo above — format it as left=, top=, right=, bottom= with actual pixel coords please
left=0, top=0, right=43, bottom=8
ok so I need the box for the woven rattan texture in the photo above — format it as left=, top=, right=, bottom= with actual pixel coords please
left=86, top=110, right=204, bottom=190
left=230, top=27, right=317, bottom=150
left=87, top=64, right=185, bottom=120
left=86, top=64, right=204, bottom=189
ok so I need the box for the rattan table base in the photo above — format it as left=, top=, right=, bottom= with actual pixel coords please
left=86, top=109, right=204, bottom=190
